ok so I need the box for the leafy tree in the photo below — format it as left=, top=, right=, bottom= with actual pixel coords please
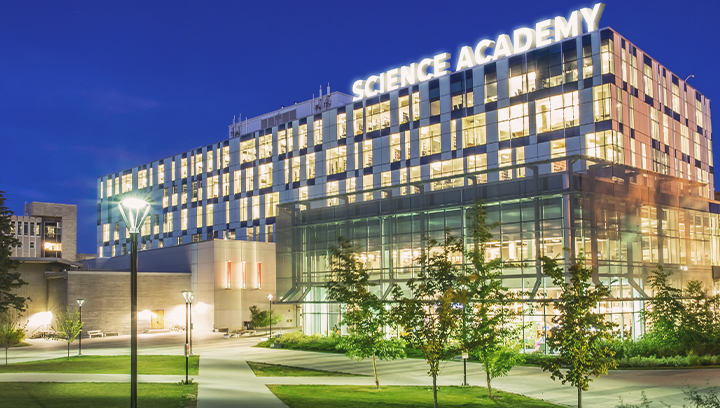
left=0, top=312, right=25, bottom=365
left=53, top=307, right=83, bottom=360
left=249, top=305, right=282, bottom=333
left=0, top=190, right=29, bottom=313
left=642, top=266, right=684, bottom=349
left=326, top=237, right=405, bottom=389
left=459, top=203, right=524, bottom=398
left=539, top=255, right=616, bottom=408
left=392, top=230, right=463, bottom=408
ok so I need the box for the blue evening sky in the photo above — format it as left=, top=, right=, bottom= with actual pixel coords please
left=1, top=0, right=718, bottom=254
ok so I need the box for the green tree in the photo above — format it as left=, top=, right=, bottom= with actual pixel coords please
left=249, top=305, right=282, bottom=333
left=459, top=203, right=523, bottom=398
left=53, top=307, right=83, bottom=360
left=392, top=230, right=463, bottom=408
left=0, top=189, right=29, bottom=313
left=642, top=266, right=684, bottom=352
left=326, top=237, right=405, bottom=389
left=0, top=312, right=25, bottom=365
left=539, top=255, right=616, bottom=408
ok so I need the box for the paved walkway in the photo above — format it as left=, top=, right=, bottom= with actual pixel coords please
left=0, top=373, right=178, bottom=383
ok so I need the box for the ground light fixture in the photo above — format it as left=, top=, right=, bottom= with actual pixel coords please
left=77, top=299, right=84, bottom=356
left=267, top=293, right=274, bottom=337
left=182, top=291, right=193, bottom=384
left=118, top=195, right=151, bottom=408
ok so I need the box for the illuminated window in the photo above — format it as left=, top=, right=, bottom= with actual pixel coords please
left=680, top=124, right=689, bottom=156
left=508, top=72, right=537, bottom=97
left=498, top=103, right=529, bottom=140
left=601, top=38, right=614, bottom=75
left=643, top=64, right=654, bottom=98
left=164, top=213, right=173, bottom=233
left=172, top=185, right=178, bottom=206
left=299, top=186, right=308, bottom=201
left=195, top=153, right=203, bottom=174
left=223, top=145, right=230, bottom=167
left=621, top=48, right=628, bottom=83
left=122, top=173, right=132, bottom=193
left=102, top=224, right=109, bottom=242
left=404, top=131, right=411, bottom=160
left=419, top=124, right=441, bottom=156
left=630, top=53, right=638, bottom=88
left=266, top=192, right=279, bottom=217
left=256, top=262, right=262, bottom=289
left=149, top=167, right=153, bottom=187
left=337, top=113, right=347, bottom=139
left=672, top=83, right=680, bottom=113
left=207, top=150, right=214, bottom=172
left=181, top=158, right=188, bottom=179
left=485, top=70, right=497, bottom=103
left=292, top=157, right=300, bottom=182
left=399, top=168, right=407, bottom=196
left=398, top=95, right=410, bottom=124
left=696, top=100, right=704, bottom=128
left=409, top=166, right=421, bottom=194
left=197, top=205, right=203, bottom=228
left=306, top=153, right=315, bottom=179
left=551, top=139, right=566, bottom=172
left=363, top=174, right=373, bottom=201
left=536, top=91, right=579, bottom=133
left=346, top=178, right=356, bottom=203
left=362, top=140, right=373, bottom=167
left=593, top=84, right=612, bottom=122
left=327, top=181, right=339, bottom=206
left=153, top=214, right=159, bottom=235
left=259, top=135, right=272, bottom=159
left=467, top=153, right=487, bottom=184
left=412, top=91, right=420, bottom=121
left=662, top=114, right=670, bottom=145
left=241, top=140, right=256, bottom=163
left=299, top=124, right=308, bottom=149
left=516, top=146, right=525, bottom=178
left=258, top=163, right=272, bottom=189
left=114, top=177, right=120, bottom=195
left=233, top=170, right=241, bottom=195
left=586, top=131, right=622, bottom=163
left=287, top=126, right=294, bottom=152
left=222, top=173, right=230, bottom=196
left=207, top=204, right=213, bottom=226
left=451, top=119, right=457, bottom=150
left=451, top=91, right=473, bottom=110
left=252, top=196, right=260, bottom=220
left=498, top=148, right=513, bottom=180
left=158, top=164, right=165, bottom=184
left=245, top=168, right=254, bottom=191
left=207, top=175, right=219, bottom=198
left=353, top=108, right=364, bottom=135
left=650, top=110, right=660, bottom=141
left=390, top=133, right=401, bottom=163
left=181, top=208, right=188, bottom=231
left=239, top=198, right=247, bottom=222
left=106, top=177, right=113, bottom=197
left=278, top=129, right=287, bottom=154
left=138, top=170, right=147, bottom=189
left=313, top=119, right=323, bottom=145
left=181, top=184, right=188, bottom=205
left=381, top=171, right=391, bottom=188
left=583, top=42, right=593, bottom=80
left=365, top=101, right=390, bottom=132
left=327, top=146, right=347, bottom=175
left=429, top=158, right=463, bottom=190
left=461, top=113, right=486, bottom=148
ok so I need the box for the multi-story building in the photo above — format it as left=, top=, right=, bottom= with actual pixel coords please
left=97, top=6, right=718, bottom=343
left=12, top=202, right=76, bottom=260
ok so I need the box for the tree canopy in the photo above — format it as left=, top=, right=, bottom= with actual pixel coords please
left=0, top=190, right=29, bottom=314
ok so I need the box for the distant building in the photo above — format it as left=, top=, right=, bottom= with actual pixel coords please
left=11, top=202, right=77, bottom=260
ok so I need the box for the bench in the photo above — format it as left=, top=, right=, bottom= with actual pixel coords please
left=87, top=330, right=105, bottom=338
left=105, top=332, right=118, bottom=337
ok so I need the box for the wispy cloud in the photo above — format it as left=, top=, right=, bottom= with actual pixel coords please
left=82, top=89, right=160, bottom=113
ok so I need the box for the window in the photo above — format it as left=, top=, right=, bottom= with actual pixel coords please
left=498, top=103, right=529, bottom=140
left=346, top=178, right=356, bottom=203
left=240, top=140, right=256, bottom=163
left=662, top=114, right=670, bottom=145
left=404, top=131, right=411, bottom=160
left=680, top=124, right=689, bottom=155
left=337, top=113, right=346, bottom=139
left=398, top=95, right=410, bottom=124
left=195, top=153, right=203, bottom=174
left=536, top=91, right=579, bottom=133
left=223, top=145, right=230, bottom=167
left=245, top=168, right=254, bottom=191
left=149, top=167, right=153, bottom=187
left=278, top=129, right=287, bottom=154
left=327, top=181, right=339, bottom=206
left=412, top=91, right=420, bottom=121
left=650, top=110, right=660, bottom=141
left=363, top=174, right=373, bottom=201
left=362, top=140, right=373, bottom=167
left=498, top=148, right=513, bottom=180
left=141, top=217, right=151, bottom=236
left=583, top=43, right=593, bottom=79
left=106, top=177, right=113, bottom=197
left=153, top=214, right=159, bottom=234
left=233, top=170, right=241, bottom=195
left=103, top=224, right=109, bottom=242
left=462, top=112, right=486, bottom=148
left=207, top=150, right=214, bottom=172
left=138, top=170, right=147, bottom=189
left=114, top=177, right=120, bottom=195
left=327, top=146, right=347, bottom=175
left=508, top=72, right=537, bottom=97
left=306, top=153, right=315, bottom=179
left=239, top=198, right=247, bottom=222
left=299, top=124, right=308, bottom=149
left=366, top=101, right=390, bottom=132
left=292, top=157, right=300, bottom=182
left=299, top=186, right=308, bottom=201
left=181, top=184, right=188, bottom=204
left=390, top=133, right=401, bottom=162
left=181, top=158, right=188, bottom=178
left=207, top=175, right=219, bottom=198
left=313, top=119, right=323, bottom=145
left=551, top=139, right=566, bottom=172
left=485, top=70, right=497, bottom=103
left=672, top=83, right=680, bottom=113
left=222, top=173, right=230, bottom=196
left=197, top=206, right=203, bottom=228
left=451, top=119, right=457, bottom=150
left=258, top=163, right=272, bottom=188
left=601, top=39, right=614, bottom=75
left=430, top=158, right=463, bottom=190
left=694, top=132, right=702, bottom=159
left=172, top=185, right=178, bottom=206
left=381, top=171, right=391, bottom=187
left=158, top=164, right=165, bottom=184
left=181, top=208, right=188, bottom=231
left=122, top=173, right=132, bottom=193
left=696, top=100, right=704, bottom=128
left=353, top=108, right=364, bottom=135
left=644, top=64, right=654, bottom=98
left=252, top=196, right=260, bottom=219
left=593, top=84, right=612, bottom=122
left=206, top=203, right=213, bottom=226
left=586, top=130, right=624, bottom=163
left=621, top=48, right=628, bottom=83
left=259, top=134, right=272, bottom=159
left=164, top=213, right=173, bottom=233
left=266, top=192, right=279, bottom=217
left=171, top=160, right=176, bottom=181
left=419, top=124, right=441, bottom=156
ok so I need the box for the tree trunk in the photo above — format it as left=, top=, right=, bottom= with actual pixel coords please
left=578, top=386, right=582, bottom=408
left=5, top=347, right=7, bottom=366
left=67, top=340, right=70, bottom=360
left=432, top=373, right=438, bottom=408
left=485, top=361, right=493, bottom=398
left=372, top=353, right=379, bottom=389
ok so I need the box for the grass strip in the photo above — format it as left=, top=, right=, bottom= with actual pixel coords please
left=0, top=355, right=199, bottom=375
left=247, top=361, right=363, bottom=377
left=2, top=382, right=197, bottom=408
left=268, top=385, right=564, bottom=407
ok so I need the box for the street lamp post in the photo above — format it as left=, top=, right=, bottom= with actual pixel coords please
left=188, top=293, right=194, bottom=356
left=118, top=196, right=151, bottom=408
left=77, top=299, right=85, bottom=356
left=267, top=294, right=273, bottom=337
left=182, top=291, right=193, bottom=384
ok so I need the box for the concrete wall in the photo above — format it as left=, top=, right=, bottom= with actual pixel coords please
left=14, top=261, right=71, bottom=336
left=24, top=202, right=77, bottom=261
left=66, top=271, right=190, bottom=334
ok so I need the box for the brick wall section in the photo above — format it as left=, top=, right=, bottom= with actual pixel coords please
left=66, top=271, right=190, bottom=335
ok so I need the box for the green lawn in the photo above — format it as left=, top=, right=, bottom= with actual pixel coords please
left=268, top=385, right=564, bottom=408
left=247, top=361, right=363, bottom=377
left=0, top=355, right=199, bottom=375
left=2, top=382, right=197, bottom=408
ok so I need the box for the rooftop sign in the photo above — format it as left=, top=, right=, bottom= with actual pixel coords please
left=352, top=3, right=605, bottom=101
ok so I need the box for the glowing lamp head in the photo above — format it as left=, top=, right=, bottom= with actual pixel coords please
left=182, top=291, right=194, bottom=303
left=77, top=299, right=85, bottom=307
left=267, top=294, right=273, bottom=301
left=117, top=195, right=151, bottom=234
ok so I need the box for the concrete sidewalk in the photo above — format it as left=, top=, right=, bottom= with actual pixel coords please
left=0, top=373, right=179, bottom=383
